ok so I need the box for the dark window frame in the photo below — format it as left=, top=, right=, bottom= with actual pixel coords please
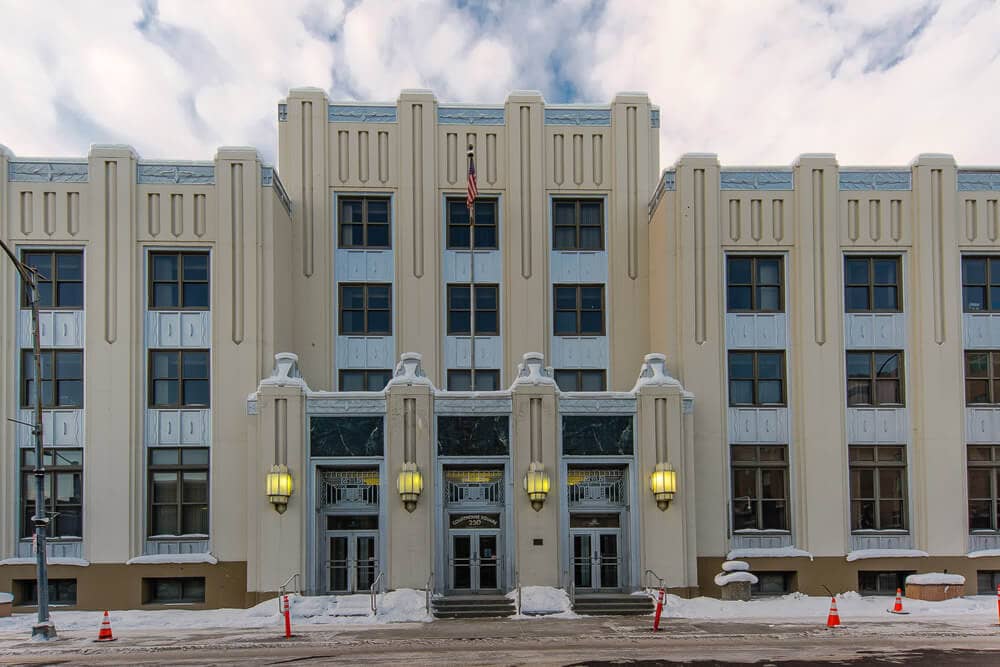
left=965, top=351, right=1000, bottom=405
left=553, top=284, right=606, bottom=336
left=446, top=283, right=500, bottom=336
left=751, top=572, right=795, bottom=596
left=726, top=255, right=784, bottom=313
left=552, top=198, right=605, bottom=251
left=727, top=351, right=786, bottom=406
left=554, top=369, right=608, bottom=392
left=20, top=448, right=83, bottom=539
left=446, top=369, right=501, bottom=391
left=962, top=256, right=1000, bottom=313
left=977, top=570, right=1000, bottom=595
left=148, top=251, right=210, bottom=310
left=148, top=349, right=210, bottom=409
left=338, top=283, right=392, bottom=336
left=338, top=196, right=392, bottom=249
left=147, top=447, right=209, bottom=538
left=846, top=350, right=905, bottom=407
left=20, top=249, right=84, bottom=309
left=730, top=445, right=790, bottom=532
left=15, top=578, right=77, bottom=606
left=446, top=197, right=499, bottom=250
left=20, top=349, right=83, bottom=409
left=858, top=570, right=914, bottom=596
left=968, top=445, right=1000, bottom=533
left=844, top=256, right=902, bottom=313
left=144, top=577, right=206, bottom=604
left=849, top=445, right=908, bottom=532
left=338, top=369, right=393, bottom=392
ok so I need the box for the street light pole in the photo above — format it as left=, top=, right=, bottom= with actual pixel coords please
left=0, top=238, right=56, bottom=640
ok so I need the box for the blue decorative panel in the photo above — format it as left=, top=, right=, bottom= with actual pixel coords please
left=544, top=108, right=611, bottom=126
left=650, top=109, right=660, bottom=129
left=9, top=161, right=88, bottom=183
left=839, top=170, right=911, bottom=191
left=438, top=106, right=504, bottom=125
left=261, top=166, right=291, bottom=214
left=721, top=170, right=794, bottom=191
left=138, top=163, right=215, bottom=185
left=328, top=105, right=397, bottom=123
left=648, top=170, right=675, bottom=216
left=278, top=104, right=288, bottom=122
left=958, top=171, right=1000, bottom=191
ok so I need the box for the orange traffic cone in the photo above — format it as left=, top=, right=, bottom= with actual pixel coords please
left=94, top=610, right=116, bottom=642
left=826, top=596, right=841, bottom=628
left=889, top=588, right=908, bottom=614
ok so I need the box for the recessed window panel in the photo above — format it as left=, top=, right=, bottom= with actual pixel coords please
left=562, top=415, right=633, bottom=456
left=311, top=416, right=384, bottom=457
left=437, top=416, right=509, bottom=456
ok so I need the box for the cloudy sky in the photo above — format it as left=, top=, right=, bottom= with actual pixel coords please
left=1, top=0, right=998, bottom=168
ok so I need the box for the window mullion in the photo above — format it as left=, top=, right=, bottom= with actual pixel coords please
left=755, top=465, right=764, bottom=529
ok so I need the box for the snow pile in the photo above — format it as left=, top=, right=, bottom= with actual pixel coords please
left=721, top=560, right=750, bottom=572
left=0, top=557, right=89, bottom=567
left=508, top=586, right=574, bottom=618
left=126, top=553, right=218, bottom=565
left=967, top=549, right=1000, bottom=558
left=0, top=593, right=12, bottom=604
left=905, top=573, right=966, bottom=586
left=846, top=549, right=928, bottom=562
left=714, top=571, right=758, bottom=586
left=726, top=547, right=814, bottom=560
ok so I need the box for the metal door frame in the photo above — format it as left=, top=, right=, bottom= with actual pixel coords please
left=324, top=529, right=380, bottom=594
left=447, top=528, right=502, bottom=593
left=569, top=525, right=622, bottom=591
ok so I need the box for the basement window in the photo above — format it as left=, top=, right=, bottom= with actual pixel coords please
left=144, top=577, right=206, bottom=604
left=15, top=578, right=77, bottom=606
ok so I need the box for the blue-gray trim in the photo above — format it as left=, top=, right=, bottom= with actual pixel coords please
left=720, top=170, right=794, bottom=191
left=839, top=170, right=911, bottom=191
left=650, top=109, right=660, bottom=129
left=544, top=108, right=611, bottom=126
left=328, top=105, right=397, bottom=123
left=278, top=104, right=288, bottom=122
left=9, top=161, right=88, bottom=183
left=438, top=106, right=504, bottom=125
left=137, top=163, right=215, bottom=185
left=958, top=170, right=1000, bottom=191
left=648, top=170, right=675, bottom=217
left=261, top=166, right=291, bottom=215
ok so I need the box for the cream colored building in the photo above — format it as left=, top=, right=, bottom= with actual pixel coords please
left=2, top=88, right=999, bottom=611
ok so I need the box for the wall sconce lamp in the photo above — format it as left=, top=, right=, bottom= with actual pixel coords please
left=523, top=462, right=551, bottom=511
left=650, top=462, right=677, bottom=511
left=397, top=462, right=424, bottom=512
left=266, top=464, right=294, bottom=514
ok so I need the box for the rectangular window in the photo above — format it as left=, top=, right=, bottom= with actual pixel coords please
left=20, top=349, right=83, bottom=409
left=849, top=445, right=907, bottom=532
left=148, top=448, right=209, bottom=537
left=844, top=256, right=901, bottom=312
left=977, top=571, right=1000, bottom=595
left=965, top=351, right=1000, bottom=405
left=145, top=577, right=206, bottom=604
left=149, top=252, right=210, bottom=309
left=447, top=198, right=498, bottom=249
left=561, top=416, right=634, bottom=456
left=339, top=369, right=392, bottom=392
left=553, top=199, right=604, bottom=251
left=447, top=369, right=501, bottom=391
left=963, top=256, right=1000, bottom=312
left=20, top=250, right=84, bottom=309
left=339, top=283, right=391, bottom=335
left=730, top=445, right=789, bottom=531
left=968, top=445, right=1000, bottom=532
left=858, top=571, right=913, bottom=596
left=846, top=351, right=904, bottom=406
left=21, top=449, right=83, bottom=539
left=149, top=350, right=210, bottom=408
left=447, top=284, right=499, bottom=335
left=728, top=351, right=785, bottom=406
left=751, top=572, right=794, bottom=596
left=311, top=416, right=384, bottom=457
left=15, top=578, right=77, bottom=606
left=726, top=256, right=783, bottom=312
left=338, top=197, right=391, bottom=249
left=437, top=416, right=510, bottom=456
left=553, top=285, right=605, bottom=336
left=554, top=369, right=607, bottom=392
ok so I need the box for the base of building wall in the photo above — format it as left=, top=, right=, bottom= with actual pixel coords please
left=697, top=555, right=1000, bottom=597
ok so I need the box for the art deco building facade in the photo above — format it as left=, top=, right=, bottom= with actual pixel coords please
left=1, top=88, right=999, bottom=609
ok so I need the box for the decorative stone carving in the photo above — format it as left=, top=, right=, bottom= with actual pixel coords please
left=328, top=105, right=397, bottom=123
left=839, top=170, right=911, bottom=191
left=720, top=170, right=794, bottom=191
left=9, top=160, right=89, bottom=183
left=648, top=170, right=675, bottom=215
left=387, top=352, right=434, bottom=388
left=632, top=353, right=682, bottom=391
left=137, top=163, right=215, bottom=185
left=277, top=103, right=288, bottom=122
left=650, top=108, right=660, bottom=129
left=957, top=170, right=1000, bottom=191
left=543, top=108, right=611, bottom=126
left=306, top=397, right=387, bottom=415
left=437, top=106, right=505, bottom=125
left=259, top=352, right=310, bottom=389
left=512, top=352, right=556, bottom=387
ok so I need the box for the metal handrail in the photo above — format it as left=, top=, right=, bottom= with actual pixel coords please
left=425, top=571, right=434, bottom=615
left=566, top=566, right=576, bottom=606
left=644, top=569, right=665, bottom=591
left=370, top=571, right=385, bottom=614
left=515, top=568, right=522, bottom=614
left=278, top=573, right=301, bottom=613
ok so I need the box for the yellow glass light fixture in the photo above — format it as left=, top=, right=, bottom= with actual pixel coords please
left=397, top=462, right=424, bottom=512
left=523, top=462, right=551, bottom=511
left=266, top=464, right=294, bottom=514
left=650, top=462, right=677, bottom=511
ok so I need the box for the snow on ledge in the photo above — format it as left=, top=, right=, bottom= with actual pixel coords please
left=967, top=549, right=1000, bottom=558
left=905, top=573, right=965, bottom=586
left=0, top=557, right=90, bottom=567
left=127, top=553, right=218, bottom=565
left=714, top=571, right=758, bottom=586
left=727, top=547, right=814, bottom=561
left=721, top=560, right=750, bottom=572
left=846, top=549, right=928, bottom=562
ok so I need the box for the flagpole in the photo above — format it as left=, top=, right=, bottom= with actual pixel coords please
left=466, top=145, right=476, bottom=389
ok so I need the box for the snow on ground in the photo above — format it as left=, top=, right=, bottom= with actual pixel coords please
left=508, top=586, right=575, bottom=618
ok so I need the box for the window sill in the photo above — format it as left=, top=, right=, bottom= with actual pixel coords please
left=851, top=530, right=909, bottom=535
left=733, top=529, right=791, bottom=535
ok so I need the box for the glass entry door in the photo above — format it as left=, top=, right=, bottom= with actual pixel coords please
left=449, top=529, right=501, bottom=592
left=324, top=515, right=379, bottom=594
left=570, top=513, right=622, bottom=591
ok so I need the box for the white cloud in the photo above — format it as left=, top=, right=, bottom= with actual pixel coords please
left=0, top=0, right=997, bottom=166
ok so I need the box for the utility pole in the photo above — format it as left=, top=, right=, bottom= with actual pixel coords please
left=467, top=145, right=477, bottom=390
left=0, top=238, right=57, bottom=640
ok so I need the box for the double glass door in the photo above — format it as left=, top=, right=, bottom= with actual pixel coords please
left=450, top=531, right=500, bottom=592
left=571, top=513, right=622, bottom=591
left=325, top=515, right=379, bottom=593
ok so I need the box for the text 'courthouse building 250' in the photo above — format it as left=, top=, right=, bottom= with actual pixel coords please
left=2, top=88, right=1000, bottom=609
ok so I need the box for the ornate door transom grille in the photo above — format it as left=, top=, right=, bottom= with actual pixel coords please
left=567, top=468, right=626, bottom=506
left=444, top=469, right=505, bottom=506
left=320, top=469, right=380, bottom=509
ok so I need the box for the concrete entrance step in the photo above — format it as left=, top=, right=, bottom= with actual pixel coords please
left=432, top=594, right=516, bottom=619
left=572, top=593, right=654, bottom=616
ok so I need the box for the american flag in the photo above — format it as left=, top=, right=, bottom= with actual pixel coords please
left=466, top=150, right=478, bottom=211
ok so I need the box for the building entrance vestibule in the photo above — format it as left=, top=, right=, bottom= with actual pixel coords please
left=570, top=513, right=621, bottom=591
left=325, top=515, right=379, bottom=593
left=566, top=465, right=629, bottom=593
left=443, top=467, right=506, bottom=593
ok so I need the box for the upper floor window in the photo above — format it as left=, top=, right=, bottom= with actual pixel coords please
left=728, top=351, right=785, bottom=406
left=149, top=350, right=210, bottom=408
left=149, top=252, right=209, bottom=310
left=726, top=256, right=782, bottom=312
left=963, top=256, right=1000, bottom=312
left=447, top=369, right=501, bottom=391
left=553, top=199, right=603, bottom=251
left=554, top=285, right=605, bottom=336
left=148, top=447, right=209, bottom=537
left=965, top=351, right=1000, bottom=405
left=21, top=349, right=83, bottom=408
left=21, top=250, right=84, bottom=309
left=849, top=445, right=907, bottom=532
left=731, top=445, right=789, bottom=532
left=846, top=351, right=903, bottom=406
left=447, top=284, right=499, bottom=336
left=20, top=449, right=82, bottom=539
left=554, top=369, right=607, bottom=392
left=968, top=445, right=1000, bottom=532
left=339, top=369, right=392, bottom=392
left=447, top=198, right=497, bottom=249
left=339, top=284, right=391, bottom=335
left=845, top=256, right=901, bottom=312
left=339, top=197, right=390, bottom=249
